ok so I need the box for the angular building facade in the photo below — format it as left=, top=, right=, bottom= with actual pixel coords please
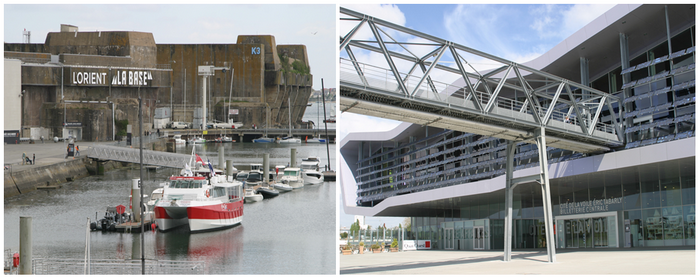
left=340, top=4, right=695, bottom=250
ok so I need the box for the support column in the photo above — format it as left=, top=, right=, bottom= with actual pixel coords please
left=19, top=217, right=32, bottom=275
left=535, top=127, right=556, bottom=263
left=503, top=141, right=515, bottom=261
left=619, top=33, right=632, bottom=142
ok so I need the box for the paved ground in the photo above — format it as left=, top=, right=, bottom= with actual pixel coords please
left=3, top=136, right=160, bottom=172
left=340, top=248, right=696, bottom=274
left=3, top=140, right=100, bottom=172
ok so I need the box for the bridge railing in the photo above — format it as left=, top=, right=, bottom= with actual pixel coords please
left=341, top=58, right=617, bottom=135
left=86, top=145, right=190, bottom=169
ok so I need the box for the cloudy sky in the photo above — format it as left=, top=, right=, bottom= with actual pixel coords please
left=3, top=3, right=336, bottom=91
left=338, top=3, right=615, bottom=228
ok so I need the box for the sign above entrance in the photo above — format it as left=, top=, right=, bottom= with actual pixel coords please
left=559, top=197, right=622, bottom=215
left=70, top=68, right=153, bottom=87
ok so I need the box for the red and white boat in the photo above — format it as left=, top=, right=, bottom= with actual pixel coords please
left=154, top=174, right=244, bottom=232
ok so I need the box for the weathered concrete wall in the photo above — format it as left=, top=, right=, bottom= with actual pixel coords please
left=4, top=158, right=90, bottom=198
left=4, top=44, right=47, bottom=53
left=44, top=31, right=157, bottom=68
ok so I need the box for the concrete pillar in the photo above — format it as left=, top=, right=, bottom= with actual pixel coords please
left=580, top=57, right=590, bottom=99
left=218, top=146, right=224, bottom=169
left=226, top=160, right=233, bottom=177
left=19, top=217, right=32, bottom=275
left=263, top=153, right=269, bottom=183
left=290, top=148, right=296, bottom=168
left=535, top=127, right=556, bottom=263
left=503, top=141, right=515, bottom=262
left=131, top=179, right=140, bottom=222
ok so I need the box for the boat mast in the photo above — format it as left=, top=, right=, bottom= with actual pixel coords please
left=288, top=96, right=292, bottom=137
left=321, top=79, right=331, bottom=171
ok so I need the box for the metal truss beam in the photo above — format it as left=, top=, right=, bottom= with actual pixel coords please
left=340, top=7, right=624, bottom=147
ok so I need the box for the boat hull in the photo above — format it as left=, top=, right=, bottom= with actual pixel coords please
left=244, top=194, right=263, bottom=203
left=155, top=200, right=244, bottom=232
left=256, top=187, right=279, bottom=199
left=154, top=204, right=189, bottom=231
left=303, top=171, right=325, bottom=185
left=186, top=200, right=244, bottom=232
left=271, top=183, right=292, bottom=192
left=252, top=138, right=275, bottom=143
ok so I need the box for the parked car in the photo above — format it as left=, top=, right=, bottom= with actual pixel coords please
left=170, top=121, right=190, bottom=129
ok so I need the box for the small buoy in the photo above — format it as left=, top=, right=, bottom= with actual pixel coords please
left=151, top=223, right=156, bottom=231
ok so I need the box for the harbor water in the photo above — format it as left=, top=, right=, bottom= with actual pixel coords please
left=3, top=103, right=337, bottom=274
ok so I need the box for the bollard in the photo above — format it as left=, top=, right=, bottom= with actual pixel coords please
left=19, top=217, right=32, bottom=274
left=218, top=146, right=224, bottom=169
left=263, top=154, right=269, bottom=183
left=290, top=148, right=296, bottom=168
left=131, top=179, right=141, bottom=222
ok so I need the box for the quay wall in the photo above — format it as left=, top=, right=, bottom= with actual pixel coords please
left=4, top=158, right=89, bottom=198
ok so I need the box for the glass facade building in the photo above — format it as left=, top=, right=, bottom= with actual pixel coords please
left=341, top=4, right=695, bottom=251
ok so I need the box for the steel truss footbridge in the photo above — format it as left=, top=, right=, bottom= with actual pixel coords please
left=339, top=7, right=625, bottom=263
left=87, top=145, right=191, bottom=169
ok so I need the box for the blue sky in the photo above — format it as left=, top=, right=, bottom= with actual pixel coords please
left=3, top=4, right=336, bottom=91
left=338, top=3, right=615, bottom=228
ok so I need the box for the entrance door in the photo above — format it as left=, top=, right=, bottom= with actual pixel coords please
left=473, top=226, right=484, bottom=250
left=444, top=228, right=454, bottom=250
left=557, top=211, right=619, bottom=248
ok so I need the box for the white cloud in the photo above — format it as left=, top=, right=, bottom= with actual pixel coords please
left=560, top=4, right=615, bottom=38
left=338, top=113, right=401, bottom=141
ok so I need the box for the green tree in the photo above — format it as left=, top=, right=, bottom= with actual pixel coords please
left=402, top=217, right=411, bottom=232
left=115, top=119, right=129, bottom=137
left=350, top=219, right=360, bottom=237
left=340, top=232, right=348, bottom=239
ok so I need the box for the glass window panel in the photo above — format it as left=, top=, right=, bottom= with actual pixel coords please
left=623, top=167, right=641, bottom=209
left=605, top=172, right=623, bottom=211
left=572, top=175, right=589, bottom=203
left=625, top=210, right=643, bottom=247
left=683, top=205, right=695, bottom=245
left=643, top=208, right=664, bottom=241
left=640, top=164, right=660, bottom=208
left=660, top=161, right=681, bottom=207
left=521, top=185, right=533, bottom=219
left=662, top=207, right=684, bottom=240
left=680, top=158, right=695, bottom=205
left=532, top=184, right=543, bottom=218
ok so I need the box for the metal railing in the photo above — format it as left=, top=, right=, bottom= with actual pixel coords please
left=341, top=58, right=617, bottom=135
left=86, top=145, right=190, bottom=169
left=32, top=258, right=205, bottom=275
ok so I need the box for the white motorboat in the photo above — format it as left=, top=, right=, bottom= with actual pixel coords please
left=244, top=188, right=263, bottom=203
left=280, top=167, right=304, bottom=189
left=305, top=137, right=326, bottom=143
left=173, top=135, right=186, bottom=145
left=250, top=163, right=263, bottom=172
left=277, top=136, right=301, bottom=144
left=154, top=174, right=244, bottom=232
left=302, top=169, right=324, bottom=185
left=188, top=136, right=206, bottom=145
left=252, top=137, right=275, bottom=143
left=271, top=182, right=293, bottom=192
left=214, top=136, right=233, bottom=143
left=300, top=157, right=321, bottom=171
left=245, top=170, right=264, bottom=187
